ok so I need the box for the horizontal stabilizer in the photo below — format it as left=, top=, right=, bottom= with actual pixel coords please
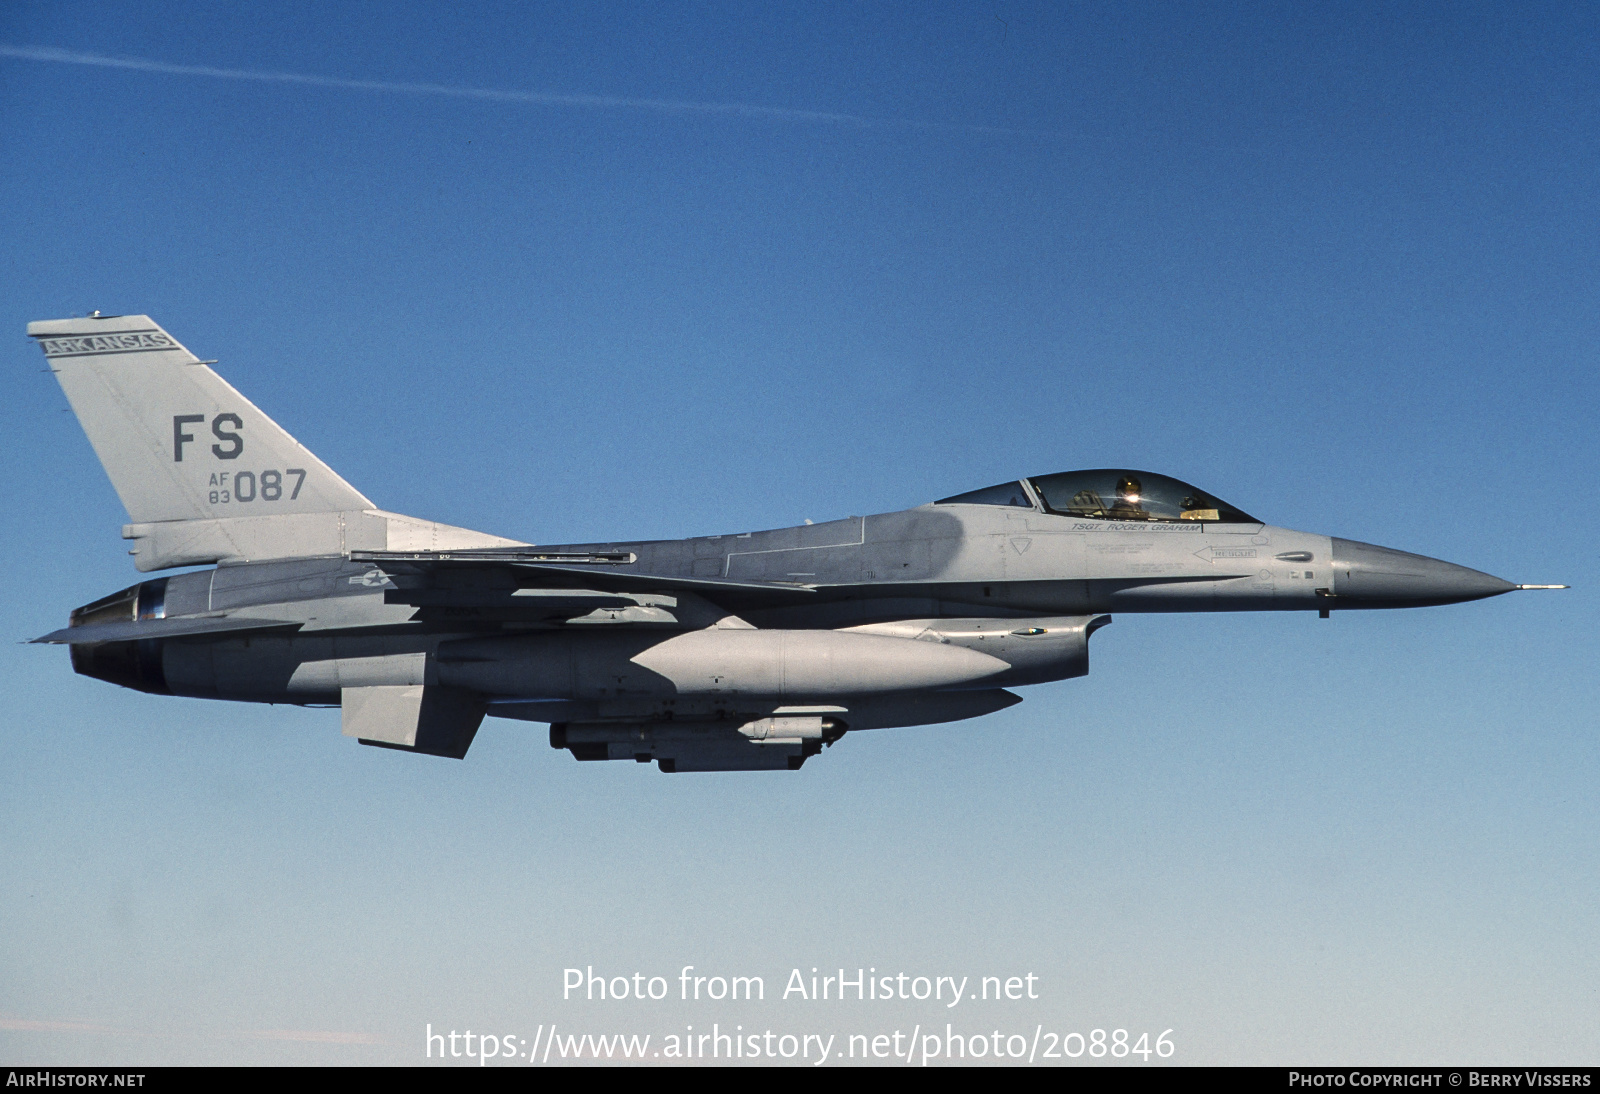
left=33, top=614, right=301, bottom=644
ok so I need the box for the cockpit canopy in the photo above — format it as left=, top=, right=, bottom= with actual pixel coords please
left=937, top=469, right=1259, bottom=524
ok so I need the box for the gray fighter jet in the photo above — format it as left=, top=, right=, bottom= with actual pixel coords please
left=28, top=315, right=1563, bottom=771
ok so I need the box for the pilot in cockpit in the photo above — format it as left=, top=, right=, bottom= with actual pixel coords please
left=1107, top=475, right=1151, bottom=521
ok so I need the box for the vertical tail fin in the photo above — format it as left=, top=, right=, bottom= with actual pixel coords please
left=31, top=314, right=521, bottom=570
left=30, top=314, right=372, bottom=523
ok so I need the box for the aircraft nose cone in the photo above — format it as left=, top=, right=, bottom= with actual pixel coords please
left=1330, top=538, right=1517, bottom=608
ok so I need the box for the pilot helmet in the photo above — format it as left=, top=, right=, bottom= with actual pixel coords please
left=1116, top=475, right=1142, bottom=500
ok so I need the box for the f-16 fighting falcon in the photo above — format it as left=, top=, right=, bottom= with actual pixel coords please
left=28, top=315, right=1564, bottom=772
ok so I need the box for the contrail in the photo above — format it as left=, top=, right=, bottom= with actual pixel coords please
left=0, top=43, right=1063, bottom=139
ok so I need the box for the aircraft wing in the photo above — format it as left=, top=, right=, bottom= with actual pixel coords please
left=350, top=550, right=819, bottom=599
left=506, top=563, right=817, bottom=597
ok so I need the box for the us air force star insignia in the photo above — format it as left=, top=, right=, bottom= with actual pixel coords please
left=349, top=569, right=392, bottom=587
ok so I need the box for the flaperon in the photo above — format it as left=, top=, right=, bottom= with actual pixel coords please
left=29, top=314, right=1564, bottom=772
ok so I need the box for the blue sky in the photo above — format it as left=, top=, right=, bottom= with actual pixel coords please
left=2, top=1, right=1596, bottom=1065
